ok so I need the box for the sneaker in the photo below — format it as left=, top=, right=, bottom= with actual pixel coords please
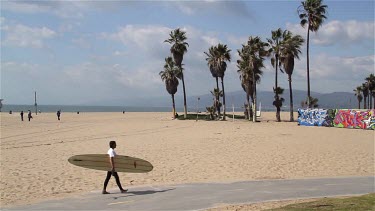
left=102, top=191, right=110, bottom=194
left=121, top=189, right=128, bottom=193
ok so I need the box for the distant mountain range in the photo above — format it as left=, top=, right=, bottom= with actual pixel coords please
left=113, top=89, right=360, bottom=111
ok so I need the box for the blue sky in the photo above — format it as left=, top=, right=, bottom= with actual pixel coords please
left=1, top=0, right=374, bottom=105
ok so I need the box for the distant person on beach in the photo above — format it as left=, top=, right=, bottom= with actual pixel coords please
left=20, top=111, right=24, bottom=121
left=28, top=110, right=33, bottom=121
left=102, top=141, right=128, bottom=194
left=122, top=110, right=125, bottom=114
left=57, top=110, right=61, bottom=121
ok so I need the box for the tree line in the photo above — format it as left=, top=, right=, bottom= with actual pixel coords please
left=354, top=74, right=375, bottom=110
left=161, top=0, right=331, bottom=121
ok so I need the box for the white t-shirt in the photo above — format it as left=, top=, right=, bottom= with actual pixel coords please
left=108, top=148, right=117, bottom=158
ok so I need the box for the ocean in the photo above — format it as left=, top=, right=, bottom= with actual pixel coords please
left=1, top=104, right=177, bottom=113
left=1, top=104, right=274, bottom=113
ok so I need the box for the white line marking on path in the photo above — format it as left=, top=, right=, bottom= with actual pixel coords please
left=108, top=200, right=134, bottom=206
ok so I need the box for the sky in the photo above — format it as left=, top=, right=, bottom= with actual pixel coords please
left=1, top=0, right=374, bottom=106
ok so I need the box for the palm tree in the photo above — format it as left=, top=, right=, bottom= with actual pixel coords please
left=301, top=96, right=319, bottom=108
left=160, top=57, right=181, bottom=119
left=267, top=28, right=288, bottom=121
left=237, top=36, right=268, bottom=122
left=237, top=47, right=263, bottom=121
left=365, top=74, right=375, bottom=109
left=204, top=44, right=231, bottom=120
left=354, top=86, right=363, bottom=109
left=238, top=48, right=253, bottom=120
left=273, top=87, right=285, bottom=121
left=215, top=44, right=231, bottom=120
left=165, top=28, right=189, bottom=118
left=279, top=31, right=304, bottom=122
left=205, top=46, right=221, bottom=116
left=210, top=88, right=223, bottom=119
left=361, top=83, right=368, bottom=109
left=298, top=0, right=328, bottom=107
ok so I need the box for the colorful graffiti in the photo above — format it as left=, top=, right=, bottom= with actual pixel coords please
left=334, top=109, right=375, bottom=129
left=298, top=109, right=329, bottom=126
left=298, top=109, right=374, bottom=130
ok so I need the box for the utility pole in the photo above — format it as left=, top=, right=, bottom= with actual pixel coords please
left=34, top=91, right=37, bottom=115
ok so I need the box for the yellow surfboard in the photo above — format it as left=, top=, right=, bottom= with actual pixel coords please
left=68, top=154, right=153, bottom=173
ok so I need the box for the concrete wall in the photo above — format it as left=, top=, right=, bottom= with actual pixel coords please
left=298, top=109, right=375, bottom=130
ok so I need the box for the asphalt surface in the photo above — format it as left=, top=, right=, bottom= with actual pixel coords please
left=5, top=176, right=374, bottom=210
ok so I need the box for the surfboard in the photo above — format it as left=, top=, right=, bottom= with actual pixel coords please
left=68, top=154, right=153, bottom=173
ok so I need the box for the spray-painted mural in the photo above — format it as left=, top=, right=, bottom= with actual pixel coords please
left=333, top=109, right=375, bottom=129
left=298, top=109, right=374, bottom=130
left=297, top=109, right=329, bottom=126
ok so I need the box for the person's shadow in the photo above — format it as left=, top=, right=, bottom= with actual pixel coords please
left=112, top=188, right=175, bottom=200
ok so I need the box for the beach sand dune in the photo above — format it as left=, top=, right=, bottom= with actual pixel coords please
left=0, top=112, right=373, bottom=207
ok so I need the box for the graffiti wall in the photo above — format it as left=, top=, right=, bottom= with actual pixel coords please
left=298, top=109, right=374, bottom=130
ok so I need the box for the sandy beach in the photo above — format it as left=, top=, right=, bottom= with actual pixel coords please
left=0, top=111, right=374, bottom=208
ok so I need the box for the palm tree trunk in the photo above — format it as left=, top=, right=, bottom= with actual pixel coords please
left=358, top=100, right=360, bottom=110
left=368, top=95, right=372, bottom=109
left=246, top=94, right=251, bottom=121
left=172, top=94, right=176, bottom=119
left=253, top=72, right=257, bottom=122
left=275, top=56, right=279, bottom=121
left=181, top=72, right=188, bottom=118
left=215, top=77, right=221, bottom=116
left=288, top=74, right=294, bottom=122
left=364, top=97, right=367, bottom=109
left=368, top=95, right=371, bottom=109
left=221, top=77, right=226, bottom=120
left=306, top=25, right=311, bottom=108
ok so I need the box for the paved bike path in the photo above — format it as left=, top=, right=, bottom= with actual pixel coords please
left=6, top=176, right=374, bottom=210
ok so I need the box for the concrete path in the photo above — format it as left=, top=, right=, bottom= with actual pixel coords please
left=6, top=176, right=374, bottom=210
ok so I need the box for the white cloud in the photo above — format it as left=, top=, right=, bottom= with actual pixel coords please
left=201, top=36, right=221, bottom=46
left=1, top=1, right=84, bottom=19
left=286, top=20, right=374, bottom=47
left=1, top=61, right=40, bottom=74
left=227, top=35, right=248, bottom=47
left=164, top=1, right=252, bottom=18
left=103, top=25, right=171, bottom=51
left=2, top=23, right=56, bottom=48
left=63, top=62, right=161, bottom=89
left=293, top=54, right=374, bottom=80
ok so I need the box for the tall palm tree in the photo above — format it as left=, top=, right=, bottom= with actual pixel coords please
left=205, top=46, right=221, bottom=116
left=165, top=28, right=189, bottom=118
left=267, top=28, right=283, bottom=92
left=298, top=0, right=328, bottom=107
left=354, top=86, right=363, bottom=109
left=160, top=57, right=181, bottom=119
left=365, top=74, right=375, bottom=109
left=238, top=48, right=253, bottom=120
left=267, top=28, right=288, bottom=121
left=361, top=83, right=368, bottom=109
left=237, top=47, right=264, bottom=121
left=279, top=31, right=304, bottom=122
left=205, top=44, right=231, bottom=120
left=215, top=44, right=231, bottom=120
left=237, top=36, right=268, bottom=122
